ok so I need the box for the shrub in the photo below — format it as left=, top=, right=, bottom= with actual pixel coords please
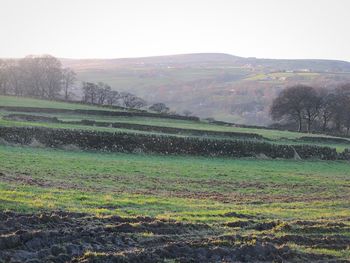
left=0, top=126, right=343, bottom=160
left=0, top=106, right=200, bottom=121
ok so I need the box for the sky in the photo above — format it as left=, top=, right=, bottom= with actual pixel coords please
left=1, top=0, right=350, bottom=61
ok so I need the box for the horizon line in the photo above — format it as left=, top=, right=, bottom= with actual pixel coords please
left=1, top=52, right=350, bottom=63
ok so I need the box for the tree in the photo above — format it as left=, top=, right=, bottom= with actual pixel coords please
left=317, top=89, right=336, bottom=131
left=106, top=90, right=120, bottom=106
left=19, top=55, right=43, bottom=97
left=81, top=82, right=147, bottom=108
left=183, top=110, right=192, bottom=117
left=270, top=85, right=318, bottom=132
left=344, top=105, right=350, bottom=135
left=149, top=103, right=170, bottom=113
left=62, top=68, right=76, bottom=100
left=7, top=62, right=24, bottom=96
left=96, top=82, right=111, bottom=105
left=82, top=82, right=98, bottom=104
left=120, top=92, right=147, bottom=108
left=302, top=88, right=321, bottom=132
left=0, top=59, right=10, bottom=95
left=205, top=117, right=216, bottom=123
left=18, top=55, right=63, bottom=99
left=40, top=55, right=63, bottom=99
left=332, top=84, right=350, bottom=134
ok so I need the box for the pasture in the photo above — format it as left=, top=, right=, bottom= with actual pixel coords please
left=0, top=96, right=349, bottom=262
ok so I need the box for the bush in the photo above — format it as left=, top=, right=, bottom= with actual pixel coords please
left=2, top=113, right=264, bottom=140
left=70, top=119, right=265, bottom=140
left=298, top=136, right=350, bottom=145
left=0, top=106, right=200, bottom=121
left=0, top=126, right=343, bottom=160
left=3, top=114, right=60, bottom=123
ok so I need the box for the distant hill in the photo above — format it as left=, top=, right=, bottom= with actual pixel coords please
left=61, top=53, right=350, bottom=125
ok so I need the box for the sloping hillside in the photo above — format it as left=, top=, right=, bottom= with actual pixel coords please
left=61, top=53, right=350, bottom=125
left=1, top=96, right=350, bottom=262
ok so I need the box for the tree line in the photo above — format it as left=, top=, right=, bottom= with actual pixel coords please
left=270, top=84, right=350, bottom=135
left=0, top=55, right=76, bottom=100
left=81, top=82, right=147, bottom=109
left=0, top=55, right=149, bottom=109
left=0, top=55, right=177, bottom=113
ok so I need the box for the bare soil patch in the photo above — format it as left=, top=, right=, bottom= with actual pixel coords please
left=0, top=211, right=345, bottom=263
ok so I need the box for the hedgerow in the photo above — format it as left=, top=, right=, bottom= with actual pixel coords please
left=0, top=106, right=200, bottom=121
left=4, top=114, right=264, bottom=140
left=0, top=126, right=342, bottom=160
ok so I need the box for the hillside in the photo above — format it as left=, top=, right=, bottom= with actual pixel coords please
left=0, top=95, right=350, bottom=262
left=61, top=53, right=350, bottom=125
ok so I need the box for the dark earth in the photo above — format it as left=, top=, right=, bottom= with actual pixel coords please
left=0, top=212, right=349, bottom=262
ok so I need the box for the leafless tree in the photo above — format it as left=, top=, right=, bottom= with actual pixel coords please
left=62, top=68, right=76, bottom=100
left=16, top=55, right=64, bottom=99
left=96, top=82, right=111, bottom=105
left=270, top=85, right=317, bottom=132
left=149, top=103, right=170, bottom=113
left=183, top=110, right=192, bottom=117
left=19, top=55, right=43, bottom=97
left=120, top=92, right=147, bottom=108
left=0, top=59, right=11, bottom=95
left=317, top=89, right=336, bottom=131
left=40, top=55, right=63, bottom=99
left=106, top=90, right=120, bottom=106
left=82, top=82, right=98, bottom=104
left=302, top=88, right=321, bottom=132
left=332, top=84, right=350, bottom=134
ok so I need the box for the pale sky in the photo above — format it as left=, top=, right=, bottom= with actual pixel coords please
left=1, top=0, right=350, bottom=61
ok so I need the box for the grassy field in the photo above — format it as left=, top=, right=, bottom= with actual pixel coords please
left=0, top=145, right=349, bottom=261
left=1, top=145, right=349, bottom=220
left=1, top=94, right=349, bottom=139
left=0, top=96, right=349, bottom=262
left=246, top=72, right=320, bottom=81
left=1, top=108, right=350, bottom=152
left=0, top=95, right=125, bottom=111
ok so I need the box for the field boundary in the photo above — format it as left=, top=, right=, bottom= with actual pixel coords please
left=3, top=114, right=265, bottom=140
left=0, top=126, right=343, bottom=160
left=0, top=106, right=200, bottom=121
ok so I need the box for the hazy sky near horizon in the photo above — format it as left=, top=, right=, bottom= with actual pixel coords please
left=1, top=0, right=350, bottom=61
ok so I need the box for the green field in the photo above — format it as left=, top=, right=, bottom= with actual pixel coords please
left=1, top=145, right=349, bottom=220
left=0, top=96, right=349, bottom=262
left=1, top=94, right=348, bottom=139
left=1, top=107, right=350, bottom=152
left=0, top=145, right=349, bottom=261
left=0, top=95, right=125, bottom=111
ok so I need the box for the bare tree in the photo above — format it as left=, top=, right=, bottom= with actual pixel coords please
left=7, top=62, right=24, bottom=96
left=120, top=92, right=147, bottom=108
left=183, top=110, right=192, bottom=117
left=82, top=82, right=98, bottom=104
left=40, top=55, right=63, bottom=99
left=0, top=60, right=10, bottom=95
left=344, top=107, right=350, bottom=135
left=317, top=89, right=336, bottom=131
left=332, top=84, right=350, bottom=134
left=149, top=103, right=170, bottom=113
left=96, top=82, right=111, bottom=105
left=270, top=85, right=316, bottom=132
left=62, top=68, right=76, bottom=100
left=19, top=55, right=43, bottom=97
left=302, top=88, right=321, bottom=132
left=18, top=55, right=63, bottom=99
left=106, top=90, right=120, bottom=106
